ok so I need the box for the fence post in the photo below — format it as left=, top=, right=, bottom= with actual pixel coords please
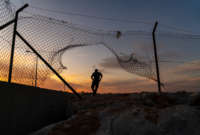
left=152, top=21, right=161, bottom=93
left=8, top=4, right=29, bottom=83
left=35, top=56, right=38, bottom=87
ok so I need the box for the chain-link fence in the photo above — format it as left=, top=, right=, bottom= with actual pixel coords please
left=0, top=0, right=199, bottom=93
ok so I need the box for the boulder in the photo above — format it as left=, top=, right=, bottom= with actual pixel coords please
left=189, top=92, right=200, bottom=106
left=96, top=105, right=200, bottom=135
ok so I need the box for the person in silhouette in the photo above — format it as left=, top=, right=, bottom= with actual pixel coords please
left=91, top=69, right=103, bottom=96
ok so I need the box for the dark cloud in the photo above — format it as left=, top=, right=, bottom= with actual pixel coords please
left=99, top=57, right=121, bottom=69
left=163, top=77, right=200, bottom=92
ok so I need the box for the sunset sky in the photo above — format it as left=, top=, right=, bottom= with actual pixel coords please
left=5, top=0, right=200, bottom=93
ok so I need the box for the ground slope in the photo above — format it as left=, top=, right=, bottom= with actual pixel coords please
left=31, top=92, right=200, bottom=135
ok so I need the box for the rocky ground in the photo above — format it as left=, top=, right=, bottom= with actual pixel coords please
left=31, top=91, right=200, bottom=135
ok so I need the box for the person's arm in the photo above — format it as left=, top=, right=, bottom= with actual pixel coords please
left=91, top=73, right=94, bottom=80
left=100, top=73, right=103, bottom=80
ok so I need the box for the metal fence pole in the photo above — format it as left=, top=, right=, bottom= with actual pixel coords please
left=8, top=4, right=29, bottom=83
left=35, top=56, right=38, bottom=87
left=152, top=21, right=161, bottom=93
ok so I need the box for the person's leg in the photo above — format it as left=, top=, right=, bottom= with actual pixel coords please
left=94, top=82, right=99, bottom=95
left=91, top=81, right=95, bottom=95
left=92, top=84, right=97, bottom=96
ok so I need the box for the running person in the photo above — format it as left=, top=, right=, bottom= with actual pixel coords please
left=91, top=69, right=103, bottom=95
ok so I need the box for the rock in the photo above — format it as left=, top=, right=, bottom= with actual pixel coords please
left=189, top=92, right=200, bottom=106
left=96, top=105, right=200, bottom=135
left=140, top=92, right=156, bottom=106
left=140, top=92, right=176, bottom=108
left=166, top=92, right=189, bottom=105
left=158, top=105, right=200, bottom=135
left=31, top=92, right=200, bottom=135
left=30, top=121, right=65, bottom=135
left=112, top=109, right=159, bottom=135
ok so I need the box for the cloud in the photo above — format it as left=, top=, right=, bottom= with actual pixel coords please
left=41, top=75, right=158, bottom=94
left=173, top=60, right=200, bottom=74
left=159, top=60, right=200, bottom=79
left=41, top=77, right=87, bottom=92
left=100, top=79, right=155, bottom=93
left=159, top=60, right=200, bottom=92
left=163, top=77, right=200, bottom=92
left=42, top=59, right=200, bottom=93
left=99, top=57, right=121, bottom=69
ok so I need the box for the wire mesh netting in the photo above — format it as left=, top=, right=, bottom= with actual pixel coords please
left=0, top=0, right=199, bottom=92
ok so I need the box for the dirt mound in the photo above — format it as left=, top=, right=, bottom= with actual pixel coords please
left=31, top=92, right=200, bottom=135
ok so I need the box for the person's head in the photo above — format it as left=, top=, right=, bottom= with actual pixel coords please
left=95, top=69, right=98, bottom=72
